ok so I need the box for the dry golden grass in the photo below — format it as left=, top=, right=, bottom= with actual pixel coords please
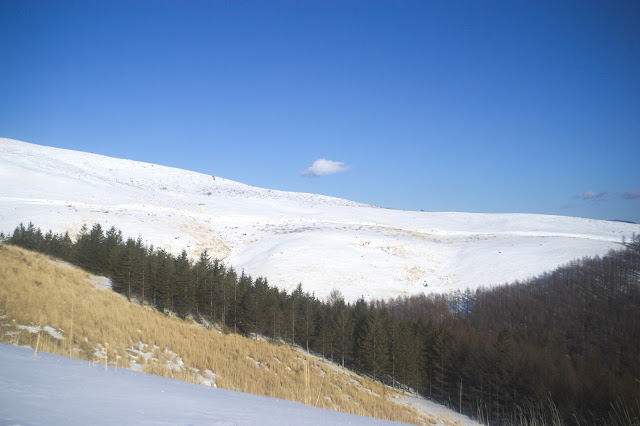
left=0, top=244, right=456, bottom=425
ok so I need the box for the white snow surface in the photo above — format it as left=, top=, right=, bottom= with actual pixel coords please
left=0, top=343, right=406, bottom=425
left=2, top=138, right=639, bottom=302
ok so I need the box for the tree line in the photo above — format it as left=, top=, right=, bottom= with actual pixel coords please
left=2, top=222, right=639, bottom=425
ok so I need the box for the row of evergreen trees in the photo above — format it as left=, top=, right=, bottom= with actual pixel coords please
left=3, top=222, right=639, bottom=425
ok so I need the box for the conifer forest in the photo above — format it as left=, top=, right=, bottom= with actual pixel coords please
left=3, top=222, right=639, bottom=425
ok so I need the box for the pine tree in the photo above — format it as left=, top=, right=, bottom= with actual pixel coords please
left=86, top=223, right=106, bottom=273
left=57, top=231, right=73, bottom=261
left=232, top=270, right=251, bottom=333
left=220, top=266, right=237, bottom=329
left=240, top=276, right=269, bottom=338
left=154, top=249, right=175, bottom=312
left=288, top=284, right=304, bottom=345
left=359, top=309, right=389, bottom=382
left=351, top=298, right=369, bottom=371
left=194, top=251, right=211, bottom=319
left=104, top=226, right=123, bottom=277
left=296, top=289, right=316, bottom=353
left=394, top=320, right=419, bottom=392
left=173, top=250, right=194, bottom=318
left=264, top=287, right=282, bottom=341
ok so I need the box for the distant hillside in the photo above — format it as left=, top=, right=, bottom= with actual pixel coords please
left=2, top=137, right=639, bottom=302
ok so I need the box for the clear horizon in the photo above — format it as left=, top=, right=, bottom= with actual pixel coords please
left=1, top=1, right=639, bottom=223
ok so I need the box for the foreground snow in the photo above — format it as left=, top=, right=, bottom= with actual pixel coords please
left=2, top=138, right=639, bottom=302
left=0, top=344, right=409, bottom=425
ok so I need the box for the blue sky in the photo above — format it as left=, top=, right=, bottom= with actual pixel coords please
left=1, top=1, right=639, bottom=222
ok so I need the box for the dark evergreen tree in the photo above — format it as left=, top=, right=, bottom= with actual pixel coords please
left=220, top=266, right=237, bottom=330
left=104, top=226, right=123, bottom=277
left=173, top=250, right=194, bottom=318
left=193, top=251, right=211, bottom=319
left=328, top=289, right=353, bottom=367
left=240, top=276, right=269, bottom=338
left=350, top=297, right=369, bottom=371
left=296, top=289, right=316, bottom=353
left=154, top=249, right=175, bottom=312
left=358, top=309, right=389, bottom=382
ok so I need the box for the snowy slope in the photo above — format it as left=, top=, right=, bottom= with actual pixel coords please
left=0, top=343, right=410, bottom=425
left=2, top=138, right=638, bottom=302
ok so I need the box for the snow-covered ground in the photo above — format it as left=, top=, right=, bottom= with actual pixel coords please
left=0, top=343, right=412, bottom=425
left=2, top=138, right=639, bottom=302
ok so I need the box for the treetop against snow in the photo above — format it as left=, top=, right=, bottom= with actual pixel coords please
left=2, top=137, right=639, bottom=302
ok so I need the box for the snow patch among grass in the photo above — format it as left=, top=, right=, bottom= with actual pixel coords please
left=17, top=324, right=65, bottom=340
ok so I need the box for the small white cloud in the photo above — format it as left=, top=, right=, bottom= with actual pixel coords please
left=301, top=158, right=350, bottom=177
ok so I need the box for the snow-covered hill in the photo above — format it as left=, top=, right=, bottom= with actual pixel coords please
left=1, top=138, right=638, bottom=302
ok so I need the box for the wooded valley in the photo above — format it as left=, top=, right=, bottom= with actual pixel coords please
left=3, top=223, right=639, bottom=425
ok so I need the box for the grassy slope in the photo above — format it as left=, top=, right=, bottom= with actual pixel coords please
left=0, top=244, right=464, bottom=425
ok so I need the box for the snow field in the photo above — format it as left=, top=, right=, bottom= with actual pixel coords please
left=2, top=137, right=639, bottom=303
